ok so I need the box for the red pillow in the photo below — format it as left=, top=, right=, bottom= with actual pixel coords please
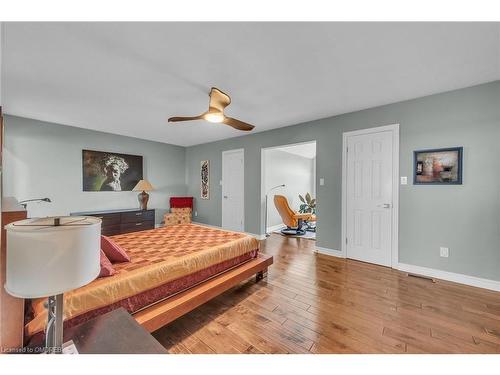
left=101, top=235, right=131, bottom=263
left=99, top=250, right=116, bottom=278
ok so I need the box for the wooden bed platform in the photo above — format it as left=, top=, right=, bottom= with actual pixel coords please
left=135, top=253, right=273, bottom=332
left=1, top=251, right=272, bottom=351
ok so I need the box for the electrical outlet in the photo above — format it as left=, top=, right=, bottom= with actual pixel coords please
left=400, top=176, right=408, bottom=185
left=440, top=247, right=449, bottom=258
left=194, top=211, right=198, bottom=217
left=319, top=178, right=325, bottom=186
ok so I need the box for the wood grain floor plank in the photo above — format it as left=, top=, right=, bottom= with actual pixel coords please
left=153, top=234, right=500, bottom=353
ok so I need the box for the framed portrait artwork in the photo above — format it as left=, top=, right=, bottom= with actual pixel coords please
left=413, top=147, right=463, bottom=185
left=200, top=160, right=210, bottom=199
left=82, top=150, right=143, bottom=191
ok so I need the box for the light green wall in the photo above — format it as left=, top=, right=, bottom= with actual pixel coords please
left=186, top=81, right=500, bottom=281
left=3, top=116, right=187, bottom=224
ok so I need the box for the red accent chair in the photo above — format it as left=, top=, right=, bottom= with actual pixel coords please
left=163, top=197, right=194, bottom=226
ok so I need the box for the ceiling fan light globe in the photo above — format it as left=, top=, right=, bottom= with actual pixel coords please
left=204, top=113, right=224, bottom=123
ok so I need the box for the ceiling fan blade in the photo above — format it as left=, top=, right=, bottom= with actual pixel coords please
left=223, top=117, right=255, bottom=131
left=209, top=87, right=231, bottom=112
left=168, top=115, right=204, bottom=122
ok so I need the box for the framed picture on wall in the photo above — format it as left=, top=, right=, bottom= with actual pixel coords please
left=83, top=150, right=143, bottom=191
left=413, top=147, right=463, bottom=185
left=200, top=160, right=210, bottom=199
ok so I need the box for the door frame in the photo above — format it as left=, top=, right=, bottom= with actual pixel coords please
left=221, top=148, right=245, bottom=231
left=260, top=140, right=317, bottom=235
left=341, top=124, right=400, bottom=268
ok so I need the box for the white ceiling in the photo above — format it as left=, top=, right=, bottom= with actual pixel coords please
left=2, top=22, right=499, bottom=147
left=278, top=142, right=316, bottom=159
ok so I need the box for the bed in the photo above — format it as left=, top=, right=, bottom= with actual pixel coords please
left=24, top=223, right=272, bottom=345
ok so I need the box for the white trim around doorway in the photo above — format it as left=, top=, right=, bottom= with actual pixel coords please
left=341, top=123, right=400, bottom=268
left=260, top=140, right=317, bottom=236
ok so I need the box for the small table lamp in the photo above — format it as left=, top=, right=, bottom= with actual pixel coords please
left=5, top=216, right=101, bottom=354
left=133, top=180, right=154, bottom=210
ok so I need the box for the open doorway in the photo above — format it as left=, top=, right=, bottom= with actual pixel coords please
left=261, top=141, right=317, bottom=239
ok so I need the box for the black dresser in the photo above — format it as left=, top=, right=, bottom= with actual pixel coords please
left=71, top=208, right=155, bottom=236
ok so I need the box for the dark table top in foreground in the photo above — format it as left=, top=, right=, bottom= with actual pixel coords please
left=63, top=307, right=167, bottom=354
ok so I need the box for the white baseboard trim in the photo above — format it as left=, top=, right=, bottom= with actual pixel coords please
left=252, top=233, right=267, bottom=240
left=267, top=224, right=286, bottom=233
left=315, top=246, right=345, bottom=258
left=192, top=221, right=266, bottom=241
left=192, top=221, right=222, bottom=229
left=397, top=263, right=500, bottom=292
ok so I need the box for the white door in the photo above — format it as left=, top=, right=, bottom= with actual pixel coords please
left=222, top=149, right=244, bottom=232
left=346, top=130, right=394, bottom=266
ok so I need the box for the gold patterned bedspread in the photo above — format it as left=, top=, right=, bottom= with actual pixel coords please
left=26, top=223, right=259, bottom=336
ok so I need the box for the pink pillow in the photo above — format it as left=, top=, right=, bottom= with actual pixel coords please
left=99, top=250, right=116, bottom=278
left=101, top=235, right=131, bottom=263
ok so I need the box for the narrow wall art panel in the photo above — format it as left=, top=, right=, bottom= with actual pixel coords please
left=200, top=160, right=210, bottom=199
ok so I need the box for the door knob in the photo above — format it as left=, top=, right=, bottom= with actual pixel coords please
left=377, top=203, right=391, bottom=208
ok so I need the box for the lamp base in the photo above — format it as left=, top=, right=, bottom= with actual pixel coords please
left=45, top=293, right=64, bottom=354
left=138, top=191, right=149, bottom=210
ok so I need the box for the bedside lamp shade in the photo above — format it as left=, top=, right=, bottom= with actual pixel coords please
left=133, top=180, right=154, bottom=192
left=5, top=216, right=101, bottom=298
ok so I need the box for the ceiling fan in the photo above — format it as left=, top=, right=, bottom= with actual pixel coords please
left=168, top=87, right=255, bottom=131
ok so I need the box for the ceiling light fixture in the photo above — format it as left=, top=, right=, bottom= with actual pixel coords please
left=168, top=87, right=255, bottom=131
left=204, top=113, right=224, bottom=123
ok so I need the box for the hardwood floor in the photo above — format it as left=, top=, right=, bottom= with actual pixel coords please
left=152, top=234, right=500, bottom=353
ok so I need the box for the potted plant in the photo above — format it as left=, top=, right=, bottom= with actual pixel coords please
left=298, top=192, right=316, bottom=214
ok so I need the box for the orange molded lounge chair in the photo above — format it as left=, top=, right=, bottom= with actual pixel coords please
left=273, top=195, right=316, bottom=236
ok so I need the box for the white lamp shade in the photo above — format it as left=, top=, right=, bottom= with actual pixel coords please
left=5, top=216, right=102, bottom=298
left=133, top=180, right=154, bottom=192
